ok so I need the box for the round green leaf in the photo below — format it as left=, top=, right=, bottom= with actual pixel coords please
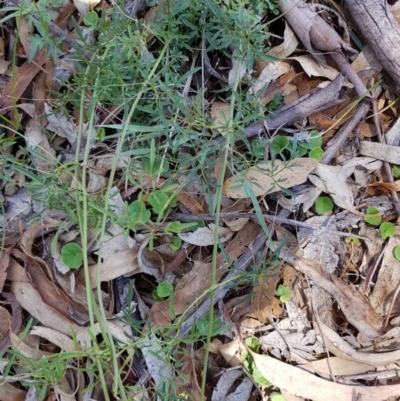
left=148, top=191, right=169, bottom=215
left=128, top=200, right=150, bottom=224
left=83, top=11, right=99, bottom=29
left=252, top=140, right=266, bottom=159
left=364, top=207, right=381, bottom=226
left=394, top=246, right=400, bottom=262
left=309, top=147, right=324, bottom=161
left=380, top=222, right=396, bottom=239
left=314, top=196, right=333, bottom=215
left=271, top=135, right=289, bottom=155
left=298, top=130, right=322, bottom=150
left=170, top=236, right=182, bottom=251
left=61, top=243, right=83, bottom=269
left=157, top=281, right=173, bottom=298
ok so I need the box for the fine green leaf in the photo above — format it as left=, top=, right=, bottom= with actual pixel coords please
left=165, top=221, right=199, bottom=234
left=61, top=243, right=83, bottom=269
left=314, top=196, right=333, bottom=215
left=275, top=284, right=291, bottom=303
left=364, top=207, right=381, bottom=226
left=380, top=222, right=396, bottom=239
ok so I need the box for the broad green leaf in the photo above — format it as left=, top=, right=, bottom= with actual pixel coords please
left=148, top=191, right=169, bottom=215
left=128, top=200, right=151, bottom=224
left=394, top=246, right=400, bottom=262
left=314, top=196, right=333, bottom=215
left=309, top=147, right=324, bottom=161
left=275, top=284, right=291, bottom=303
left=364, top=207, right=381, bottom=226
left=83, top=11, right=99, bottom=29
left=271, top=135, right=289, bottom=155
left=170, top=236, right=182, bottom=251
left=61, top=243, right=83, bottom=269
left=393, top=165, right=400, bottom=178
left=299, top=130, right=322, bottom=150
left=157, top=281, right=173, bottom=298
left=380, top=222, right=396, bottom=239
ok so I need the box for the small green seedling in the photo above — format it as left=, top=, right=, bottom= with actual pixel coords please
left=271, top=135, right=289, bottom=155
left=61, top=243, right=83, bottom=269
left=380, top=222, right=396, bottom=239
left=170, top=236, right=182, bottom=251
left=394, top=246, right=400, bottom=262
left=345, top=237, right=360, bottom=246
left=314, top=196, right=333, bottom=215
left=309, top=147, right=324, bottom=161
left=392, top=165, right=400, bottom=178
left=196, top=311, right=222, bottom=337
left=252, top=139, right=269, bottom=159
left=270, top=392, right=286, bottom=401
left=152, top=281, right=173, bottom=301
left=275, top=284, right=291, bottom=303
left=83, top=11, right=99, bottom=29
left=364, top=207, right=381, bottom=226
left=243, top=337, right=271, bottom=386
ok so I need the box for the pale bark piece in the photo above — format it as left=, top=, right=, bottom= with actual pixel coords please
left=369, top=230, right=400, bottom=315
left=212, top=370, right=252, bottom=401
left=359, top=140, right=400, bottom=164
left=280, top=0, right=367, bottom=96
left=223, top=158, right=318, bottom=199
left=344, top=0, right=400, bottom=92
left=251, top=350, right=400, bottom=401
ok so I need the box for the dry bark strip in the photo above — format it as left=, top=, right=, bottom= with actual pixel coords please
left=279, top=0, right=367, bottom=97
left=344, top=0, right=400, bottom=92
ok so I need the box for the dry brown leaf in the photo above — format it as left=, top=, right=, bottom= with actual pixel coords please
left=178, top=191, right=204, bottom=214
left=73, top=0, right=101, bottom=16
left=250, top=350, right=400, bottom=401
left=370, top=180, right=400, bottom=192
left=29, top=326, right=78, bottom=352
left=178, top=224, right=233, bottom=246
left=0, top=383, right=27, bottom=401
left=369, top=230, right=400, bottom=315
left=280, top=249, right=384, bottom=339
left=223, top=158, right=318, bottom=198
left=308, top=357, right=374, bottom=376
left=11, top=281, right=82, bottom=337
left=0, top=247, right=11, bottom=292
left=1, top=48, right=46, bottom=110
left=86, top=248, right=139, bottom=289
left=149, top=221, right=261, bottom=327
left=210, top=101, right=230, bottom=136
left=308, top=164, right=363, bottom=216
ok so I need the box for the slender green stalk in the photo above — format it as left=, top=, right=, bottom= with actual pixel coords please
left=200, top=52, right=243, bottom=399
